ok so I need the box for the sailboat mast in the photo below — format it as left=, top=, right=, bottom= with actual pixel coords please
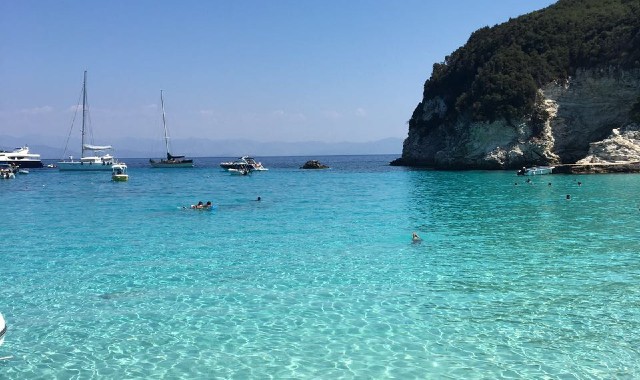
left=160, top=90, right=170, bottom=158
left=81, top=70, right=87, bottom=158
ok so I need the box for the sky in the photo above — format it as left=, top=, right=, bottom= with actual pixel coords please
left=0, top=0, right=557, bottom=146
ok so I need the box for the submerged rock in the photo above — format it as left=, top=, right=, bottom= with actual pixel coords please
left=301, top=160, right=329, bottom=169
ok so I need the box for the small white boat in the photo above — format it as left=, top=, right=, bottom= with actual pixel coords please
left=517, top=166, right=554, bottom=176
left=220, top=156, right=267, bottom=171
left=0, top=312, right=6, bottom=346
left=111, top=163, right=129, bottom=181
left=18, top=169, right=29, bottom=175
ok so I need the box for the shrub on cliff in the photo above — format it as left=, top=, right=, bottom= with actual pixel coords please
left=410, top=0, right=640, bottom=131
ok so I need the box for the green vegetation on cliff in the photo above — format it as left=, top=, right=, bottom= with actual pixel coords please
left=410, top=0, right=640, bottom=131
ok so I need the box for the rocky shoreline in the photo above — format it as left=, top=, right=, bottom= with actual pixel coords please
left=397, top=67, right=640, bottom=173
left=553, top=162, right=640, bottom=174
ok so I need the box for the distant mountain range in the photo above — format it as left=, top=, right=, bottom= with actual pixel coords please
left=0, top=135, right=403, bottom=159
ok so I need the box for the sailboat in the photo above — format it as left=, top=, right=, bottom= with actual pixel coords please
left=149, top=90, right=194, bottom=168
left=58, top=71, right=120, bottom=171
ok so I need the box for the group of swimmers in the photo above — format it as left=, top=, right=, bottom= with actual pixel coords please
left=188, top=201, right=213, bottom=210
left=185, top=196, right=262, bottom=210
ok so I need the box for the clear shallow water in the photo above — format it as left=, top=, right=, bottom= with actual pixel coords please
left=1, top=155, right=639, bottom=379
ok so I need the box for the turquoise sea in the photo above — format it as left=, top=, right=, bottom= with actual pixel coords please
left=1, top=154, right=639, bottom=379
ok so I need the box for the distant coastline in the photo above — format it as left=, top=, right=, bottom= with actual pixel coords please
left=0, top=135, right=403, bottom=159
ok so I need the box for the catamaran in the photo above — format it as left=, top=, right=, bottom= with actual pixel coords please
left=149, top=90, right=194, bottom=168
left=58, top=71, right=121, bottom=171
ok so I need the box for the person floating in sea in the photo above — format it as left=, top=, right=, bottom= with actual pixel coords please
left=184, top=201, right=213, bottom=210
left=566, top=194, right=571, bottom=200
left=256, top=196, right=261, bottom=201
left=412, top=232, right=422, bottom=243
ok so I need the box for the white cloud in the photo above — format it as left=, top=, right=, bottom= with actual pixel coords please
left=20, top=106, right=53, bottom=114
left=323, top=110, right=342, bottom=120
left=272, top=110, right=306, bottom=122
left=67, top=104, right=83, bottom=113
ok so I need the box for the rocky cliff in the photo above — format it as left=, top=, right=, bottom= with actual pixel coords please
left=394, top=68, right=640, bottom=169
left=392, top=0, right=640, bottom=170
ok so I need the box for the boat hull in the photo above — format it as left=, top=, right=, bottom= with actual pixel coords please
left=58, top=162, right=114, bottom=171
left=0, top=312, right=6, bottom=346
left=517, top=166, right=555, bottom=176
left=0, top=159, right=43, bottom=168
left=149, top=160, right=194, bottom=168
left=112, top=174, right=129, bottom=181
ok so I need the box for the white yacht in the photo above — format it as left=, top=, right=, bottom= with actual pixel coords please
left=220, top=156, right=268, bottom=171
left=58, top=71, right=121, bottom=171
left=0, top=146, right=43, bottom=168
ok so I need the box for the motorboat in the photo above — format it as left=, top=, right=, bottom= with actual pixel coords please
left=149, top=90, right=194, bottom=168
left=111, top=163, right=129, bottom=181
left=58, top=71, right=122, bottom=171
left=220, top=156, right=268, bottom=171
left=0, top=146, right=43, bottom=168
left=0, top=164, right=16, bottom=179
left=0, top=312, right=6, bottom=346
left=517, top=166, right=555, bottom=176
left=228, top=164, right=251, bottom=175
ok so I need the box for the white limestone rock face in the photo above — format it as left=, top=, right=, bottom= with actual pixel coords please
left=541, top=68, right=640, bottom=163
left=577, top=125, right=640, bottom=164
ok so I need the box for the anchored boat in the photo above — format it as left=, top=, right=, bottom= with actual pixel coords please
left=58, top=71, right=122, bottom=171
left=0, top=146, right=43, bottom=168
left=149, top=90, right=194, bottom=168
left=0, top=312, right=6, bottom=346
left=111, top=163, right=129, bottom=181
left=220, top=156, right=267, bottom=172
left=517, top=166, right=555, bottom=176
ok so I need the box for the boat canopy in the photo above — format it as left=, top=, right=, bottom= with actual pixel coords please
left=167, top=153, right=185, bottom=160
left=83, top=144, right=112, bottom=151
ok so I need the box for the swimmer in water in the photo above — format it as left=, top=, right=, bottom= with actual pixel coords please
left=412, top=232, right=422, bottom=242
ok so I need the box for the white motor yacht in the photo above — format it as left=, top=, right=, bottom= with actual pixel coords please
left=0, top=146, right=43, bottom=168
left=220, top=156, right=268, bottom=171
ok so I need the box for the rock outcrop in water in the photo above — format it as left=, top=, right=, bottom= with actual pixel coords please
left=392, top=0, right=640, bottom=172
left=301, top=160, right=329, bottom=169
